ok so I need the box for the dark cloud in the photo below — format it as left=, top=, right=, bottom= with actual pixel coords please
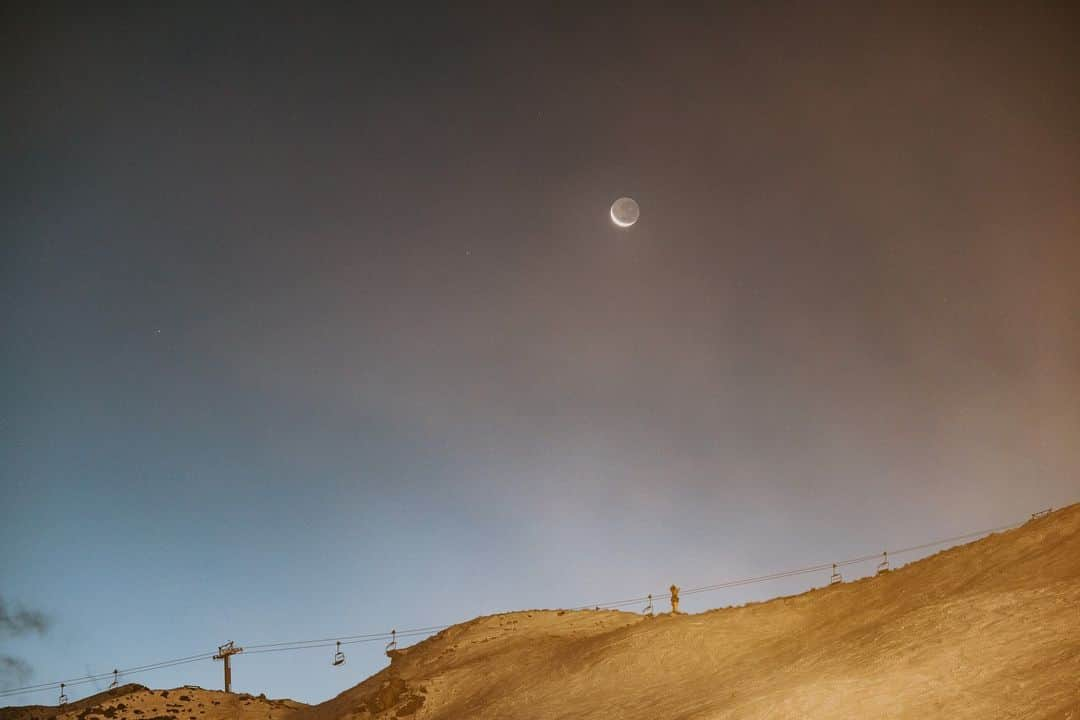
left=0, top=596, right=51, bottom=637
left=0, top=655, right=33, bottom=687
left=0, top=597, right=50, bottom=693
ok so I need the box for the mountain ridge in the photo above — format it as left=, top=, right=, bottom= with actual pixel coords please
left=5, top=504, right=1078, bottom=719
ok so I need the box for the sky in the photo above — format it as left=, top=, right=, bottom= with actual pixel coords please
left=2, top=1, right=1079, bottom=706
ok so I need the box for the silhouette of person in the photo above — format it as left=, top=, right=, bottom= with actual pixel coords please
left=670, top=584, right=681, bottom=614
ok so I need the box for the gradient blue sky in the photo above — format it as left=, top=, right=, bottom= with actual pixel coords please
left=3, top=2, right=1078, bottom=705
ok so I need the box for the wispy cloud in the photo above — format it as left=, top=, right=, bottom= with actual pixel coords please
left=0, top=596, right=51, bottom=637
left=0, top=655, right=34, bottom=687
left=0, top=596, right=52, bottom=694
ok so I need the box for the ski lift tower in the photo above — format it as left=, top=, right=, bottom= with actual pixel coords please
left=213, top=641, right=243, bottom=693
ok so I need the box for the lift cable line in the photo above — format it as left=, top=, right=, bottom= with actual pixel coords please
left=0, top=653, right=217, bottom=696
left=243, top=624, right=452, bottom=651
left=0, top=515, right=1042, bottom=700
left=242, top=628, right=450, bottom=657
left=0, top=630, right=447, bottom=699
left=568, top=519, right=1025, bottom=611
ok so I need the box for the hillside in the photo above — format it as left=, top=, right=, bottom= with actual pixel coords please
left=0, top=686, right=305, bottom=720
left=5, top=504, right=1079, bottom=719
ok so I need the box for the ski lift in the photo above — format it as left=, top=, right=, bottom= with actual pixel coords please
left=332, top=641, right=345, bottom=667
left=829, top=563, right=842, bottom=585
left=385, top=629, right=397, bottom=653
left=59, top=683, right=68, bottom=706
left=876, top=552, right=890, bottom=574
left=642, top=594, right=654, bottom=617
left=109, top=669, right=120, bottom=689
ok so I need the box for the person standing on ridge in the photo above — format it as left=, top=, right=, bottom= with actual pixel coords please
left=670, top=584, right=681, bottom=614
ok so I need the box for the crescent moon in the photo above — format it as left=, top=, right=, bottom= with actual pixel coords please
left=610, top=206, right=634, bottom=227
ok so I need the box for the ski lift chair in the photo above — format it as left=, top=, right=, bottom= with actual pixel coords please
left=385, top=629, right=397, bottom=653
left=829, top=563, right=842, bottom=585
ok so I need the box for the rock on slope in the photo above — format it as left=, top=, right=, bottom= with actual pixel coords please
left=5, top=504, right=1079, bottom=719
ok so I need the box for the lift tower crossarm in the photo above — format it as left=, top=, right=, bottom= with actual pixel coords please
left=213, top=641, right=243, bottom=693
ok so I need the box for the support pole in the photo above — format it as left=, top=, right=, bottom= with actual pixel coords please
left=213, top=642, right=243, bottom=693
